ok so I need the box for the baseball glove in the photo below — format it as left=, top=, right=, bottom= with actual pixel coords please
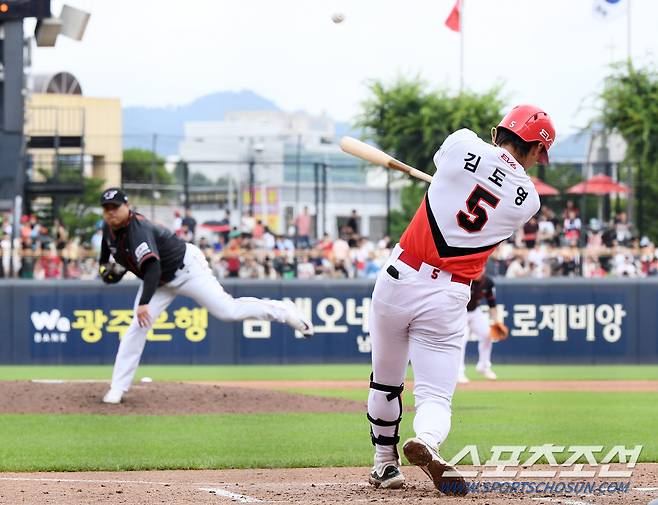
left=490, top=322, right=509, bottom=342
left=99, top=262, right=126, bottom=284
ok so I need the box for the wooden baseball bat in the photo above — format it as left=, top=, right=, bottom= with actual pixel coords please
left=339, top=136, right=433, bottom=183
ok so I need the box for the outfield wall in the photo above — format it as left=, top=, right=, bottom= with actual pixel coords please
left=1, top=279, right=656, bottom=365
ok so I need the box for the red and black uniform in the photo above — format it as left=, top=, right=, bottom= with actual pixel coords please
left=467, top=275, right=496, bottom=312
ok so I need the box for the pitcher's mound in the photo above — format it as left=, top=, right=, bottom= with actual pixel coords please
left=0, top=381, right=365, bottom=415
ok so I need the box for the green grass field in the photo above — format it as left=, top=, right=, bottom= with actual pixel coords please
left=1, top=363, right=657, bottom=381
left=0, top=365, right=656, bottom=471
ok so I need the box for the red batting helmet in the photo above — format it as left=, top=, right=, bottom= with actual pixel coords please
left=497, top=104, right=555, bottom=165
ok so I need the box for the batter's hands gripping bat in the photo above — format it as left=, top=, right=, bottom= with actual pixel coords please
left=339, top=136, right=433, bottom=183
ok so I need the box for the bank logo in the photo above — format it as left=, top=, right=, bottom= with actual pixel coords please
left=31, top=310, right=71, bottom=343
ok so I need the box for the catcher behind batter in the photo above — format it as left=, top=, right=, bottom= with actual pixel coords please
left=458, top=273, right=509, bottom=383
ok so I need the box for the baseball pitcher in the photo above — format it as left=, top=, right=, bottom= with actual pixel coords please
left=366, top=105, right=554, bottom=493
left=98, top=188, right=313, bottom=404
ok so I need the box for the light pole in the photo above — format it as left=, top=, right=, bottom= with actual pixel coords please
left=247, top=140, right=264, bottom=217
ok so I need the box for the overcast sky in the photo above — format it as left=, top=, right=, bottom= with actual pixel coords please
left=30, top=0, right=657, bottom=140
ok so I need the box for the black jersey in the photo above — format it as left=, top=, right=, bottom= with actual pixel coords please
left=100, top=211, right=186, bottom=283
left=466, top=275, right=496, bottom=312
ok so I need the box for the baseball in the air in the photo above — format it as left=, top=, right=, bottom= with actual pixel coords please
left=331, top=13, right=345, bottom=24
left=141, top=376, right=153, bottom=383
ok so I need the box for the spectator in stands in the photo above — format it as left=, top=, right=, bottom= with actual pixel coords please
left=587, top=219, right=603, bottom=248
left=198, top=236, right=212, bottom=254
left=219, top=209, right=232, bottom=244
left=179, top=224, right=194, bottom=243
left=1, top=213, right=11, bottom=236
left=583, top=257, right=606, bottom=278
left=173, top=211, right=183, bottom=235
left=240, top=257, right=264, bottom=279
left=559, top=247, right=581, bottom=276
left=253, top=219, right=265, bottom=243
left=29, top=215, right=39, bottom=241
left=537, top=209, right=556, bottom=245
left=505, top=255, right=528, bottom=278
left=563, top=210, right=582, bottom=246
left=316, top=233, right=333, bottom=257
left=262, top=226, right=276, bottom=250
left=294, top=206, right=312, bottom=249
left=182, top=209, right=197, bottom=239
left=91, top=227, right=103, bottom=255
left=20, top=215, right=31, bottom=241
left=241, top=210, right=256, bottom=238
left=35, top=225, right=52, bottom=250
left=346, top=209, right=360, bottom=235
left=614, top=212, right=632, bottom=246
left=332, top=234, right=350, bottom=264
left=19, top=239, right=35, bottom=279
left=35, top=245, right=63, bottom=279
left=527, top=244, right=547, bottom=278
left=365, top=252, right=381, bottom=278
left=562, top=199, right=580, bottom=219
left=523, top=216, right=539, bottom=248
left=275, top=235, right=295, bottom=252
left=377, top=235, right=391, bottom=250
left=296, top=254, right=316, bottom=279
left=223, top=247, right=241, bottom=278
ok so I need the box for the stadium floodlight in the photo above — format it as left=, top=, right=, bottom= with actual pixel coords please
left=34, top=3, right=90, bottom=47
left=34, top=16, right=60, bottom=46
left=59, top=4, right=89, bottom=40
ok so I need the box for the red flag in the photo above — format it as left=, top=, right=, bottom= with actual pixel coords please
left=445, top=0, right=461, bottom=32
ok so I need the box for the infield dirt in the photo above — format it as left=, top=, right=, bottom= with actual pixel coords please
left=1, top=466, right=656, bottom=505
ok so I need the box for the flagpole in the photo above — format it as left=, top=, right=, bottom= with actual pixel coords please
left=459, top=0, right=464, bottom=93
left=626, top=0, right=632, bottom=64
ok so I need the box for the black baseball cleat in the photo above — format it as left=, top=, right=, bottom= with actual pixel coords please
left=403, top=438, right=469, bottom=496
left=369, top=462, right=405, bottom=489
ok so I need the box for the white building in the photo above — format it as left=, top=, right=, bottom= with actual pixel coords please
left=178, top=110, right=400, bottom=239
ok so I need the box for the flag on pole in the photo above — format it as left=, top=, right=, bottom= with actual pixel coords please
left=445, top=0, right=461, bottom=32
left=593, top=0, right=626, bottom=21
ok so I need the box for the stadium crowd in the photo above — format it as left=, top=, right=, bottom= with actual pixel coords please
left=1, top=202, right=656, bottom=280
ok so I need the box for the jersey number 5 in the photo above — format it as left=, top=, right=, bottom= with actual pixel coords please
left=456, top=184, right=500, bottom=233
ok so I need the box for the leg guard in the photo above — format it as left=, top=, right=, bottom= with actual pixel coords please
left=367, top=373, right=404, bottom=461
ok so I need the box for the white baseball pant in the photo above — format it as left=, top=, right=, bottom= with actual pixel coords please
left=368, top=244, right=470, bottom=464
left=109, top=243, right=290, bottom=392
left=459, top=308, right=493, bottom=373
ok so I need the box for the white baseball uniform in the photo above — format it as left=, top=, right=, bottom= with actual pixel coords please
left=367, top=129, right=540, bottom=465
left=460, top=308, right=494, bottom=375
left=109, top=243, right=300, bottom=394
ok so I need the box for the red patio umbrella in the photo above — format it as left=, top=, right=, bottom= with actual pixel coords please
left=530, top=176, right=559, bottom=196
left=200, top=222, right=231, bottom=233
left=566, top=174, right=629, bottom=195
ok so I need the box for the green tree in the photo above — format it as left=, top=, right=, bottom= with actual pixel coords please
left=172, top=162, right=214, bottom=186
left=122, top=148, right=174, bottom=185
left=357, top=77, right=505, bottom=239
left=58, top=177, right=105, bottom=242
left=599, top=63, right=658, bottom=240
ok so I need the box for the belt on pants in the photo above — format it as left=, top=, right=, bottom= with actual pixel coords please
left=397, top=249, right=471, bottom=286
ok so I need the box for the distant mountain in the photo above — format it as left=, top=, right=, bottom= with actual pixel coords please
left=122, top=90, right=280, bottom=156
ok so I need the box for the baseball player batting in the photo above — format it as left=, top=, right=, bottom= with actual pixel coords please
left=458, top=273, right=508, bottom=384
left=365, top=105, right=554, bottom=493
left=98, top=188, right=313, bottom=404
